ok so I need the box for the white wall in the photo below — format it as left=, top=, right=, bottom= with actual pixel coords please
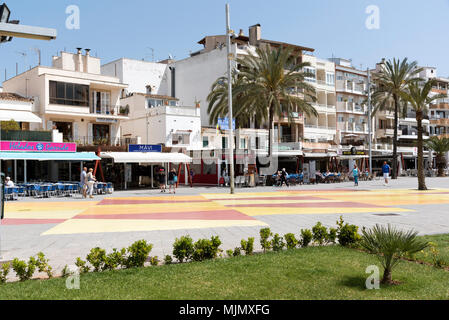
left=102, top=58, right=168, bottom=95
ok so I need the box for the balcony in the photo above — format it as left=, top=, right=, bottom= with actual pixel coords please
left=430, top=102, right=449, bottom=110
left=69, top=136, right=137, bottom=147
left=313, top=103, right=336, bottom=113
left=430, top=118, right=449, bottom=126
left=147, top=105, right=200, bottom=117
left=91, top=105, right=129, bottom=117
left=0, top=130, right=52, bottom=142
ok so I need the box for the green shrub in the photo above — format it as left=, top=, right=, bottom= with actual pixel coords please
left=327, top=228, right=338, bottom=244
left=164, top=255, right=173, bottom=265
left=35, top=252, right=53, bottom=278
left=61, top=265, right=71, bottom=278
left=260, top=228, right=273, bottom=252
left=233, top=247, right=241, bottom=257
left=149, top=256, right=159, bottom=266
left=12, top=257, right=36, bottom=281
left=104, top=248, right=127, bottom=270
left=75, top=257, right=90, bottom=274
left=125, top=240, right=153, bottom=268
left=86, top=247, right=107, bottom=272
left=173, top=236, right=194, bottom=263
left=361, top=224, right=428, bottom=284
left=300, top=229, right=313, bottom=247
left=0, top=262, right=11, bottom=284
left=192, top=236, right=222, bottom=262
left=272, top=233, right=285, bottom=251
left=312, top=222, right=328, bottom=245
left=226, top=249, right=234, bottom=257
left=240, top=237, right=255, bottom=255
left=336, top=216, right=361, bottom=247
left=284, top=233, right=298, bottom=249
left=427, top=242, right=448, bottom=269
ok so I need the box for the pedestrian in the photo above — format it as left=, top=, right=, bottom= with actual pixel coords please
left=168, top=168, right=178, bottom=194
left=352, top=164, right=359, bottom=186
left=5, top=177, right=14, bottom=187
left=80, top=167, right=87, bottom=198
left=86, top=168, right=96, bottom=198
left=158, top=167, right=166, bottom=192
left=382, top=161, right=391, bottom=186
left=280, top=168, right=289, bottom=187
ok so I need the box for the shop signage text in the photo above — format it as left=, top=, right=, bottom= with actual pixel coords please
left=1, top=141, right=77, bottom=153
left=128, top=144, right=162, bottom=153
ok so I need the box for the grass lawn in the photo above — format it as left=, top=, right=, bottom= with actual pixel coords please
left=414, top=234, right=449, bottom=265
left=0, top=243, right=448, bottom=300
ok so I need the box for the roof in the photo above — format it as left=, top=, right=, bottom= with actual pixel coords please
left=0, top=92, right=33, bottom=102
left=132, top=93, right=179, bottom=101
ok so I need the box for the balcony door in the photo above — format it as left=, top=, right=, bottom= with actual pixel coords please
left=91, top=91, right=111, bottom=115
left=93, top=124, right=110, bottom=145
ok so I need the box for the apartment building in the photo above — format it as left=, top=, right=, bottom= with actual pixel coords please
left=2, top=49, right=129, bottom=146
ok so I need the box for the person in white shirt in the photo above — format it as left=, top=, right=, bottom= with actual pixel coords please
left=5, top=177, right=14, bottom=187
left=86, top=168, right=96, bottom=199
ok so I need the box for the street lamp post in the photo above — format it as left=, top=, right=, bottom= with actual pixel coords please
left=225, top=3, right=235, bottom=194
left=367, top=68, right=372, bottom=174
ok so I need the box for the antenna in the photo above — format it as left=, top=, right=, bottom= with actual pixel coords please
left=32, top=47, right=41, bottom=65
left=145, top=47, right=154, bottom=62
left=15, top=51, right=27, bottom=73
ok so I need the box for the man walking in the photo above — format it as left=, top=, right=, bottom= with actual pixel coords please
left=382, top=161, right=391, bottom=186
left=353, top=164, right=359, bottom=187
left=80, top=167, right=87, bottom=198
left=280, top=168, right=289, bottom=187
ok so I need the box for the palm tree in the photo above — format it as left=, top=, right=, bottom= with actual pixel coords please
left=361, top=224, right=428, bottom=285
left=234, top=46, right=318, bottom=157
left=401, top=80, right=446, bottom=190
left=372, top=58, right=423, bottom=179
left=425, top=136, right=449, bottom=177
left=207, top=72, right=265, bottom=129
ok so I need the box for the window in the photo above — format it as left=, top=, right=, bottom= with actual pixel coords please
left=326, top=73, right=335, bottom=85
left=338, top=116, right=345, bottom=122
left=147, top=99, right=163, bottom=108
left=222, top=137, right=228, bottom=149
left=348, top=118, right=355, bottom=123
left=172, top=133, right=190, bottom=145
left=49, top=81, right=89, bottom=106
left=169, top=100, right=177, bottom=106
left=304, top=67, right=316, bottom=82
left=203, top=136, right=209, bottom=148
left=240, top=138, right=247, bottom=149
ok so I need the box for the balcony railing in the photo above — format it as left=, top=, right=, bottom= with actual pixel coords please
left=0, top=130, right=52, bottom=142
left=68, top=136, right=138, bottom=147
left=90, top=105, right=129, bottom=117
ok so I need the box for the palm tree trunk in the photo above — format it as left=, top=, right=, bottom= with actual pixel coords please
left=417, top=113, right=427, bottom=190
left=392, top=95, right=399, bottom=179
left=268, top=107, right=274, bottom=158
left=381, top=267, right=393, bottom=284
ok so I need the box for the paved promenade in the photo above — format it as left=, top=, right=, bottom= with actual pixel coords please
left=1, top=177, right=449, bottom=276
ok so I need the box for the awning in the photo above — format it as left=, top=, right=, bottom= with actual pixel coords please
left=274, top=150, right=304, bottom=157
left=0, top=152, right=100, bottom=161
left=100, top=152, right=192, bottom=163
left=337, top=155, right=369, bottom=160
left=304, top=152, right=331, bottom=158
left=0, top=110, right=42, bottom=123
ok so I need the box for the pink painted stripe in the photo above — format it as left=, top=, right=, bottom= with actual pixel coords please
left=74, top=210, right=255, bottom=221
left=210, top=196, right=325, bottom=201
left=1, top=219, right=66, bottom=226
left=97, top=199, right=212, bottom=205
left=225, top=201, right=384, bottom=208
left=277, top=189, right=366, bottom=192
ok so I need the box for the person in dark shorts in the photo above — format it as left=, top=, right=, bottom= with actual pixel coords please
left=158, top=167, right=166, bottom=192
left=168, top=168, right=178, bottom=194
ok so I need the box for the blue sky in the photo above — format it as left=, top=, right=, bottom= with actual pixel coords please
left=1, top=0, right=449, bottom=86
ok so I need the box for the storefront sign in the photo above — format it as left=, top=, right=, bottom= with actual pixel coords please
left=128, top=144, right=162, bottom=153
left=342, top=147, right=366, bottom=156
left=0, top=141, right=77, bottom=153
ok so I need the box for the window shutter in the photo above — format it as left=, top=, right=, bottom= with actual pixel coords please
left=88, top=123, right=93, bottom=144
left=110, top=125, right=117, bottom=146
left=47, top=120, right=53, bottom=131
left=73, top=122, right=79, bottom=141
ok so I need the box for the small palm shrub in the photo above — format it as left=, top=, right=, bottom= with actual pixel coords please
left=336, top=216, right=361, bottom=247
left=172, top=236, right=194, bottom=263
left=260, top=228, right=273, bottom=252
left=299, top=229, right=313, bottom=247
left=312, top=222, right=328, bottom=245
left=361, top=224, right=429, bottom=284
left=284, top=233, right=298, bottom=249
left=240, top=237, right=255, bottom=255
left=271, top=233, right=285, bottom=251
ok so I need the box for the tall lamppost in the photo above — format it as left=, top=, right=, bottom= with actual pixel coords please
left=225, top=3, right=235, bottom=194
left=367, top=68, right=372, bottom=174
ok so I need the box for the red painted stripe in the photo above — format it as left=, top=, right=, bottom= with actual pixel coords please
left=97, top=199, right=212, bottom=205
left=277, top=189, right=366, bottom=192
left=210, top=196, right=325, bottom=201
left=74, top=210, right=255, bottom=221
left=1, top=219, right=66, bottom=226
left=225, top=202, right=384, bottom=208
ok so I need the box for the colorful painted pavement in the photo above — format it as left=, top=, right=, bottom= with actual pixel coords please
left=3, top=188, right=449, bottom=235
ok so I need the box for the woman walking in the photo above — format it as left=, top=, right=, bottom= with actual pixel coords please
left=352, top=164, right=359, bottom=187
left=86, top=168, right=96, bottom=198
left=158, top=167, right=166, bottom=193
left=168, top=168, right=178, bottom=194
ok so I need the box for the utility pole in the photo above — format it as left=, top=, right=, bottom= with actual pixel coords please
left=225, top=3, right=235, bottom=194
left=367, top=68, right=372, bottom=174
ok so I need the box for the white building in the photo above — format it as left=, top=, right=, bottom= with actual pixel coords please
left=3, top=49, right=129, bottom=146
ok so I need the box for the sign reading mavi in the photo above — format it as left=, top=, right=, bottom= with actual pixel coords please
left=1, top=141, right=77, bottom=153
left=128, top=144, right=162, bottom=153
